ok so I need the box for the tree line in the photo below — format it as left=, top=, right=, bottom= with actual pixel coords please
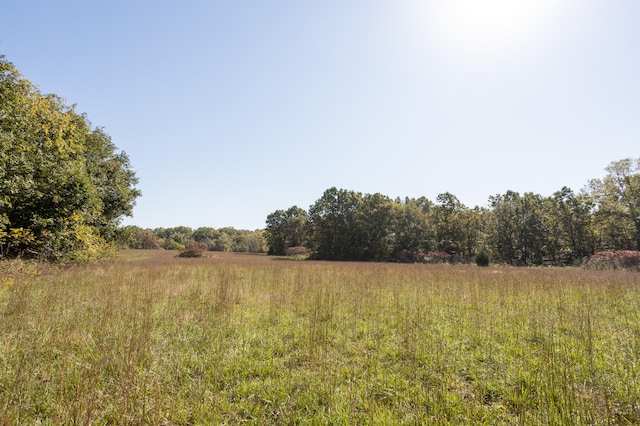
left=121, top=225, right=266, bottom=253
left=265, top=158, right=640, bottom=266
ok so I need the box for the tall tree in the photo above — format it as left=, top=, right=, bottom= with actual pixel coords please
left=308, top=188, right=362, bottom=260
left=458, top=206, right=484, bottom=257
left=432, top=193, right=467, bottom=255
left=545, top=187, right=595, bottom=264
left=390, top=199, right=435, bottom=261
left=487, top=191, right=520, bottom=264
left=0, top=56, right=140, bottom=261
left=193, top=226, right=217, bottom=246
left=265, top=206, right=308, bottom=255
left=122, top=225, right=162, bottom=249
left=83, top=127, right=140, bottom=235
left=488, top=191, right=548, bottom=265
left=589, top=158, right=640, bottom=250
left=355, top=193, right=395, bottom=261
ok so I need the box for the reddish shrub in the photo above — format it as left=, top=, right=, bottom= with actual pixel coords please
left=284, top=246, right=309, bottom=256
left=399, top=250, right=473, bottom=264
left=178, top=241, right=208, bottom=258
left=425, top=251, right=452, bottom=264
left=399, top=249, right=426, bottom=263
left=585, top=250, right=640, bottom=271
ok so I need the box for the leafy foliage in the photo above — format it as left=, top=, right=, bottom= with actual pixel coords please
left=265, top=206, right=308, bottom=255
left=0, top=55, right=140, bottom=262
left=178, top=241, right=207, bottom=258
left=307, top=188, right=364, bottom=260
left=266, top=157, right=640, bottom=266
left=283, top=246, right=309, bottom=257
left=475, top=248, right=490, bottom=267
left=154, top=226, right=193, bottom=250
left=121, top=225, right=266, bottom=253
left=589, top=158, right=640, bottom=251
left=121, top=226, right=162, bottom=249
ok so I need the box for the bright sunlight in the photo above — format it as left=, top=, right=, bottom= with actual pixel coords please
left=421, top=0, right=574, bottom=61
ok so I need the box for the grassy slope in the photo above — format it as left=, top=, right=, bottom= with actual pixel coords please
left=1, top=250, right=639, bottom=424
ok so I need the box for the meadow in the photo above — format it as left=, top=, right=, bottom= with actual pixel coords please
left=1, top=250, right=639, bottom=425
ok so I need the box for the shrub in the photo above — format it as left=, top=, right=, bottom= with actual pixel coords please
left=132, top=229, right=162, bottom=249
left=398, top=249, right=426, bottom=263
left=585, top=250, right=640, bottom=271
left=399, top=250, right=473, bottom=264
left=425, top=252, right=452, bottom=264
left=178, top=242, right=207, bottom=258
left=449, top=254, right=474, bottom=264
left=284, top=246, right=309, bottom=257
left=163, top=240, right=185, bottom=251
left=475, top=249, right=490, bottom=267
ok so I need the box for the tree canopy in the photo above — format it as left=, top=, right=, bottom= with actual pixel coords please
left=265, top=158, right=640, bottom=266
left=0, top=55, right=140, bottom=262
left=121, top=225, right=266, bottom=253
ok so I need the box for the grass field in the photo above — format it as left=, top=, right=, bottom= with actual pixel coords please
left=1, top=250, right=640, bottom=424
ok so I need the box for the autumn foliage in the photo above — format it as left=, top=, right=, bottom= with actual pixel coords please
left=585, top=251, right=640, bottom=271
left=178, top=242, right=208, bottom=258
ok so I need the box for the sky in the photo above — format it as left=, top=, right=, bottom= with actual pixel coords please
left=1, top=0, right=639, bottom=230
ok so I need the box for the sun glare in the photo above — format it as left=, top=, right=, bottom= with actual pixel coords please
left=421, top=0, right=572, bottom=61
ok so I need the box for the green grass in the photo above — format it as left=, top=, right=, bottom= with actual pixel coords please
left=1, top=250, right=640, bottom=424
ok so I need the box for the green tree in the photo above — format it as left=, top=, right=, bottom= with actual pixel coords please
left=488, top=191, right=548, bottom=265
left=0, top=55, right=140, bottom=261
left=193, top=227, right=218, bottom=250
left=487, top=191, right=519, bottom=264
left=212, top=232, right=233, bottom=252
left=460, top=207, right=485, bottom=257
left=517, top=192, right=548, bottom=265
left=82, top=127, right=140, bottom=236
left=390, top=199, right=435, bottom=261
left=264, top=210, right=287, bottom=255
left=545, top=187, right=595, bottom=264
left=432, top=193, right=467, bottom=255
left=355, top=193, right=395, bottom=261
left=241, top=231, right=266, bottom=253
left=265, top=206, right=308, bottom=255
left=122, top=226, right=162, bottom=249
left=430, top=193, right=483, bottom=257
left=154, top=226, right=193, bottom=250
left=308, top=188, right=362, bottom=260
left=589, top=158, right=640, bottom=250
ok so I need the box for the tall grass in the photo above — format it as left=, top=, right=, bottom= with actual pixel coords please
left=1, top=250, right=639, bottom=424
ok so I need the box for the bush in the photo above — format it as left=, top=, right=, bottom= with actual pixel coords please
left=398, top=250, right=473, bottom=265
left=425, top=252, right=452, bottom=264
left=585, top=251, right=640, bottom=271
left=131, top=229, right=162, bottom=249
left=398, top=249, right=426, bottom=263
left=284, top=246, right=309, bottom=256
left=178, top=242, right=207, bottom=258
left=163, top=240, right=185, bottom=251
left=475, top=249, right=490, bottom=267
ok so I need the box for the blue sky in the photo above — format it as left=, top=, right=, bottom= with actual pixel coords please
left=2, top=1, right=638, bottom=230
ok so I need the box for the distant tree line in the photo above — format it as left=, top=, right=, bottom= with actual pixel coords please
left=121, top=226, right=266, bottom=253
left=265, top=158, right=640, bottom=266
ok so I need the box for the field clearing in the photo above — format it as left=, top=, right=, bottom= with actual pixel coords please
left=1, top=250, right=640, bottom=424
